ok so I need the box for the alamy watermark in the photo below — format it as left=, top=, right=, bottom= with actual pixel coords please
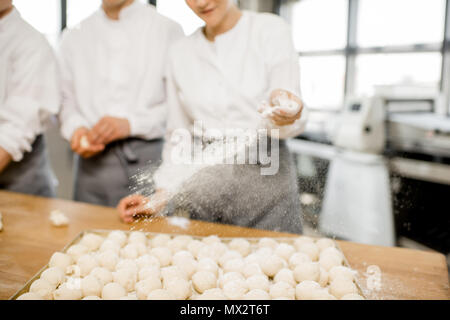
left=168, top=121, right=280, bottom=175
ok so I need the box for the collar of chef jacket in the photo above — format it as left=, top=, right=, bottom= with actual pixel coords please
left=99, top=0, right=141, bottom=23
left=0, top=7, right=19, bottom=32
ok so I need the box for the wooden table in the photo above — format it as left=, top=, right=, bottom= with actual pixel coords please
left=0, top=191, right=448, bottom=300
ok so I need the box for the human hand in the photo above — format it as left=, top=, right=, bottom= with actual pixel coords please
left=71, top=127, right=105, bottom=158
left=0, top=146, right=12, bottom=174
left=117, top=189, right=169, bottom=224
left=87, top=116, right=130, bottom=146
left=262, top=89, right=303, bottom=126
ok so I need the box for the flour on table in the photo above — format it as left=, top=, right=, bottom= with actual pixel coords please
left=50, top=210, right=69, bottom=227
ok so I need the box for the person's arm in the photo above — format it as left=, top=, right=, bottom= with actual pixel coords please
left=0, top=35, right=60, bottom=163
left=260, top=17, right=308, bottom=139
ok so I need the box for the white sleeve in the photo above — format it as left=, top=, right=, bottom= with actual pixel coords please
left=260, top=18, right=308, bottom=139
left=0, top=36, right=60, bottom=161
left=128, top=22, right=185, bottom=140
left=58, top=33, right=90, bottom=141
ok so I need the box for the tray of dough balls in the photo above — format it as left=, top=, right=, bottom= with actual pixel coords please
left=11, top=230, right=366, bottom=300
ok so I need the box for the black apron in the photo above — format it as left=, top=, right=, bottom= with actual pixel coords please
left=0, top=135, right=55, bottom=197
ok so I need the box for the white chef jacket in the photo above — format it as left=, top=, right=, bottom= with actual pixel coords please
left=0, top=8, right=60, bottom=162
left=153, top=11, right=308, bottom=192
left=58, top=1, right=184, bottom=141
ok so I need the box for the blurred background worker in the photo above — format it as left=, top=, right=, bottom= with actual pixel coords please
left=0, top=0, right=60, bottom=197
left=58, top=0, right=183, bottom=207
left=118, top=0, right=308, bottom=234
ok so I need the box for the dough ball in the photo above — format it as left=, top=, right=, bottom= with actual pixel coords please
left=197, top=245, right=221, bottom=262
left=243, top=289, right=270, bottom=300
left=244, top=253, right=260, bottom=265
left=172, top=250, right=194, bottom=265
left=113, top=268, right=137, bottom=292
left=134, top=242, right=148, bottom=257
left=30, top=279, right=54, bottom=300
left=210, top=242, right=228, bottom=258
left=147, top=289, right=175, bottom=300
left=67, top=244, right=89, bottom=261
left=173, top=257, right=198, bottom=278
left=293, top=236, right=314, bottom=250
left=150, top=234, right=171, bottom=248
left=150, top=247, right=172, bottom=267
left=269, top=281, right=295, bottom=299
left=223, top=258, right=245, bottom=274
left=80, top=233, right=104, bottom=252
left=161, top=266, right=188, bottom=284
left=328, top=278, right=358, bottom=299
left=309, top=289, right=337, bottom=300
left=274, top=243, right=296, bottom=261
left=316, top=238, right=336, bottom=252
left=136, top=254, right=160, bottom=269
left=192, top=271, right=217, bottom=293
left=246, top=274, right=269, bottom=292
left=255, top=247, right=274, bottom=258
left=197, top=258, right=219, bottom=277
left=289, top=252, right=311, bottom=268
left=135, top=277, right=163, bottom=300
left=17, top=292, right=43, bottom=300
left=202, top=235, right=221, bottom=245
left=53, top=283, right=82, bottom=300
left=295, top=280, right=321, bottom=300
left=318, top=267, right=329, bottom=287
left=138, top=266, right=161, bottom=281
left=128, top=231, right=147, bottom=245
left=82, top=296, right=101, bottom=300
left=40, top=267, right=65, bottom=287
left=274, top=268, right=296, bottom=287
left=49, top=252, right=72, bottom=270
left=242, top=263, right=264, bottom=278
left=328, top=266, right=356, bottom=282
left=81, top=275, right=103, bottom=297
left=90, top=267, right=113, bottom=286
left=218, top=272, right=245, bottom=288
left=167, top=237, right=188, bottom=254
left=293, top=262, right=320, bottom=283
left=65, top=265, right=81, bottom=277
left=197, top=288, right=227, bottom=300
left=102, top=282, right=127, bottom=300
left=257, top=237, right=278, bottom=249
left=98, top=250, right=119, bottom=271
left=120, top=243, right=139, bottom=260
left=119, top=294, right=138, bottom=300
left=187, top=240, right=206, bottom=259
left=321, top=247, right=343, bottom=258
left=106, top=231, right=128, bottom=247
left=341, top=293, right=365, bottom=300
left=298, top=243, right=320, bottom=261
left=164, top=277, right=191, bottom=300
left=218, top=250, right=242, bottom=268
left=319, top=253, right=343, bottom=271
left=228, top=239, right=251, bottom=257
left=260, top=255, right=285, bottom=277
left=223, top=279, right=248, bottom=300
left=115, top=259, right=138, bottom=273
left=99, top=240, right=121, bottom=253
left=77, top=254, right=98, bottom=277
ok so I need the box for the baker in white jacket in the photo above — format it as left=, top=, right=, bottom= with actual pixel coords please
left=118, top=0, right=308, bottom=233
left=59, top=0, right=183, bottom=206
left=0, top=1, right=59, bottom=197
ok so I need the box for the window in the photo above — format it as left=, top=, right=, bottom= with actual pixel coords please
left=13, top=0, right=60, bottom=47
left=157, top=0, right=204, bottom=35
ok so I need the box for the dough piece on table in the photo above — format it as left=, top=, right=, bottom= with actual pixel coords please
left=318, top=267, right=329, bottom=287
left=243, top=289, right=270, bottom=300
left=90, top=267, right=113, bottom=286
left=202, top=235, right=221, bottom=245
left=196, top=288, right=227, bottom=300
left=115, top=259, right=138, bottom=273
left=328, top=266, right=356, bottom=282
left=49, top=210, right=69, bottom=227
left=106, top=231, right=128, bottom=248
left=246, top=274, right=270, bottom=292
left=49, top=252, right=73, bottom=270
left=40, top=267, right=65, bottom=287
left=53, top=283, right=83, bottom=300
left=295, top=280, right=321, bottom=300
left=223, top=279, right=248, bottom=300
left=228, top=239, right=251, bottom=257
left=192, top=271, right=217, bottom=294
left=242, top=263, right=264, bottom=278
left=328, top=278, right=358, bottom=299
left=77, top=254, right=98, bottom=277
left=113, top=268, right=137, bottom=292
left=164, top=277, right=191, bottom=300
left=269, top=281, right=295, bottom=300
left=150, top=247, right=172, bottom=267
left=257, top=237, right=278, bottom=249
left=80, top=233, right=104, bottom=252
left=17, top=292, right=43, bottom=300
left=147, top=289, right=176, bottom=300
left=293, top=262, right=320, bottom=283
left=319, top=253, right=343, bottom=271
left=81, top=275, right=103, bottom=297
left=150, top=234, right=171, bottom=248
left=293, top=236, right=314, bottom=250
left=218, top=250, right=242, bottom=268
left=138, top=266, right=161, bottom=281
left=99, top=240, right=121, bottom=253
left=29, top=279, right=55, bottom=300
left=67, top=244, right=89, bottom=262
left=274, top=268, right=296, bottom=287
left=136, top=254, right=160, bottom=269
left=102, top=282, right=127, bottom=300
left=120, top=243, right=139, bottom=260
left=172, top=250, right=194, bottom=264
left=197, top=258, right=219, bottom=277
left=274, top=243, right=296, bottom=261
left=135, top=277, right=163, bottom=300
left=289, top=252, right=311, bottom=268
left=120, top=294, right=138, bottom=300
left=309, top=289, right=337, bottom=300
left=161, top=266, right=188, bottom=284
left=98, top=250, right=119, bottom=271
left=218, top=272, right=245, bottom=289
left=316, top=238, right=336, bottom=252
left=298, top=243, right=320, bottom=261
left=260, top=255, right=285, bottom=277
left=173, top=258, right=198, bottom=279
left=128, top=231, right=147, bottom=245
left=223, top=258, right=245, bottom=274
left=187, top=240, right=206, bottom=259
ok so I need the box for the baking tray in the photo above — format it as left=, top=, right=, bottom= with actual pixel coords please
left=10, top=229, right=366, bottom=299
